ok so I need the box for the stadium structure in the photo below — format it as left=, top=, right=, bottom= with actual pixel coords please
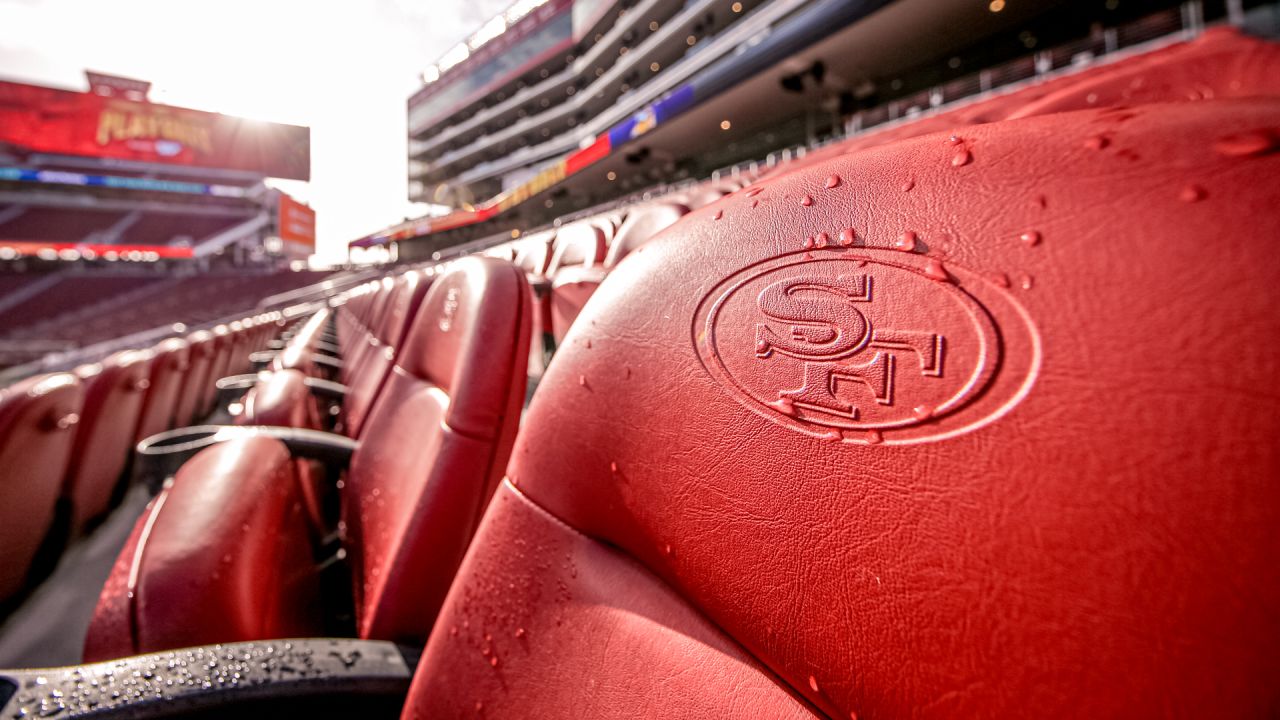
left=1, top=0, right=1280, bottom=718
left=0, top=71, right=332, bottom=371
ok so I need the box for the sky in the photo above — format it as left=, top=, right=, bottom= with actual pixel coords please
left=0, top=0, right=512, bottom=263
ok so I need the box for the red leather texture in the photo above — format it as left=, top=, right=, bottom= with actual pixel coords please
left=548, top=265, right=607, bottom=344
left=202, top=324, right=233, bottom=415
left=0, top=373, right=83, bottom=603
left=238, top=368, right=328, bottom=536
left=87, top=258, right=532, bottom=657
left=132, top=338, right=188, bottom=443
left=406, top=482, right=815, bottom=719
left=343, top=270, right=433, bottom=437
left=409, top=100, right=1280, bottom=717
left=345, top=257, right=532, bottom=644
left=549, top=202, right=691, bottom=342
left=240, top=368, right=321, bottom=430
left=63, top=350, right=152, bottom=534
left=546, top=221, right=606, bottom=275
left=604, top=202, right=689, bottom=269
left=274, top=309, right=331, bottom=379
left=82, top=491, right=157, bottom=662
left=83, top=436, right=323, bottom=659
left=172, top=330, right=215, bottom=426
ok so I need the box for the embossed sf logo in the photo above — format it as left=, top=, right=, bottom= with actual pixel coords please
left=694, top=250, right=1039, bottom=444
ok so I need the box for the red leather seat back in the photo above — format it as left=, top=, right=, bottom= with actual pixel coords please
left=202, top=325, right=233, bottom=413
left=604, top=202, right=690, bottom=269
left=274, top=309, right=330, bottom=378
left=549, top=204, right=690, bottom=343
left=133, top=338, right=189, bottom=443
left=343, top=257, right=531, bottom=645
left=407, top=101, right=1280, bottom=717
left=0, top=373, right=83, bottom=603
left=516, top=231, right=556, bottom=378
left=343, top=270, right=434, bottom=438
left=547, top=221, right=606, bottom=275
left=514, top=231, right=555, bottom=276
left=84, top=436, right=322, bottom=661
left=64, top=351, right=152, bottom=534
left=172, top=330, right=215, bottom=426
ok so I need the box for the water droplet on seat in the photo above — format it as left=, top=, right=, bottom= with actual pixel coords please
left=990, top=272, right=1011, bottom=288
left=714, top=209, right=723, bottom=220
left=815, top=232, right=829, bottom=248
left=895, top=231, right=917, bottom=252
left=947, top=134, right=963, bottom=146
left=1020, top=231, right=1041, bottom=247
left=951, top=149, right=972, bottom=167
left=839, top=228, right=856, bottom=247
left=901, top=178, right=915, bottom=192
left=1084, top=135, right=1109, bottom=150
left=865, top=430, right=883, bottom=445
left=809, top=675, right=820, bottom=693
left=922, top=259, right=950, bottom=282
left=1213, top=130, right=1277, bottom=157
left=803, top=236, right=815, bottom=250
left=1179, top=185, right=1206, bottom=203
left=800, top=195, right=813, bottom=207
left=825, top=175, right=841, bottom=189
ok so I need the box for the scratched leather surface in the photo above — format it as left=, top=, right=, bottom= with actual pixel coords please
left=437, top=100, right=1280, bottom=717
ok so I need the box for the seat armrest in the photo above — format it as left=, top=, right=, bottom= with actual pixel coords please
left=136, top=425, right=358, bottom=491
left=0, top=639, right=413, bottom=719
left=216, top=373, right=347, bottom=403
left=303, top=377, right=348, bottom=401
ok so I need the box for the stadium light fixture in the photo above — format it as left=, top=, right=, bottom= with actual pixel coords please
left=439, top=42, right=470, bottom=73
left=471, top=15, right=508, bottom=49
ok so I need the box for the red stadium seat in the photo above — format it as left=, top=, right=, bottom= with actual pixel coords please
left=84, top=257, right=532, bottom=658
left=514, top=230, right=556, bottom=378
left=550, top=202, right=689, bottom=342
left=171, top=330, right=215, bottom=427
left=62, top=350, right=152, bottom=535
left=404, top=100, right=1280, bottom=717
left=334, top=270, right=433, bottom=436
left=0, top=373, right=83, bottom=605
left=132, top=338, right=189, bottom=443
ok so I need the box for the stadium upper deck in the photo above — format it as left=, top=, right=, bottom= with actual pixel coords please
left=372, top=0, right=1269, bottom=261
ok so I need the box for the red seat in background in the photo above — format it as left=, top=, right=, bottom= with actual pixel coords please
left=171, top=329, right=215, bottom=427
left=404, top=100, right=1280, bottom=717
left=131, top=338, right=188, bottom=444
left=62, top=350, right=152, bottom=536
left=84, top=257, right=532, bottom=659
left=0, top=373, right=83, bottom=605
left=549, top=201, right=689, bottom=343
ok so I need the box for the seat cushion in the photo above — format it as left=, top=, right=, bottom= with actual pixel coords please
left=411, top=99, right=1280, bottom=717
left=64, top=350, right=151, bottom=534
left=0, top=373, right=83, bottom=603
left=83, top=436, right=322, bottom=661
